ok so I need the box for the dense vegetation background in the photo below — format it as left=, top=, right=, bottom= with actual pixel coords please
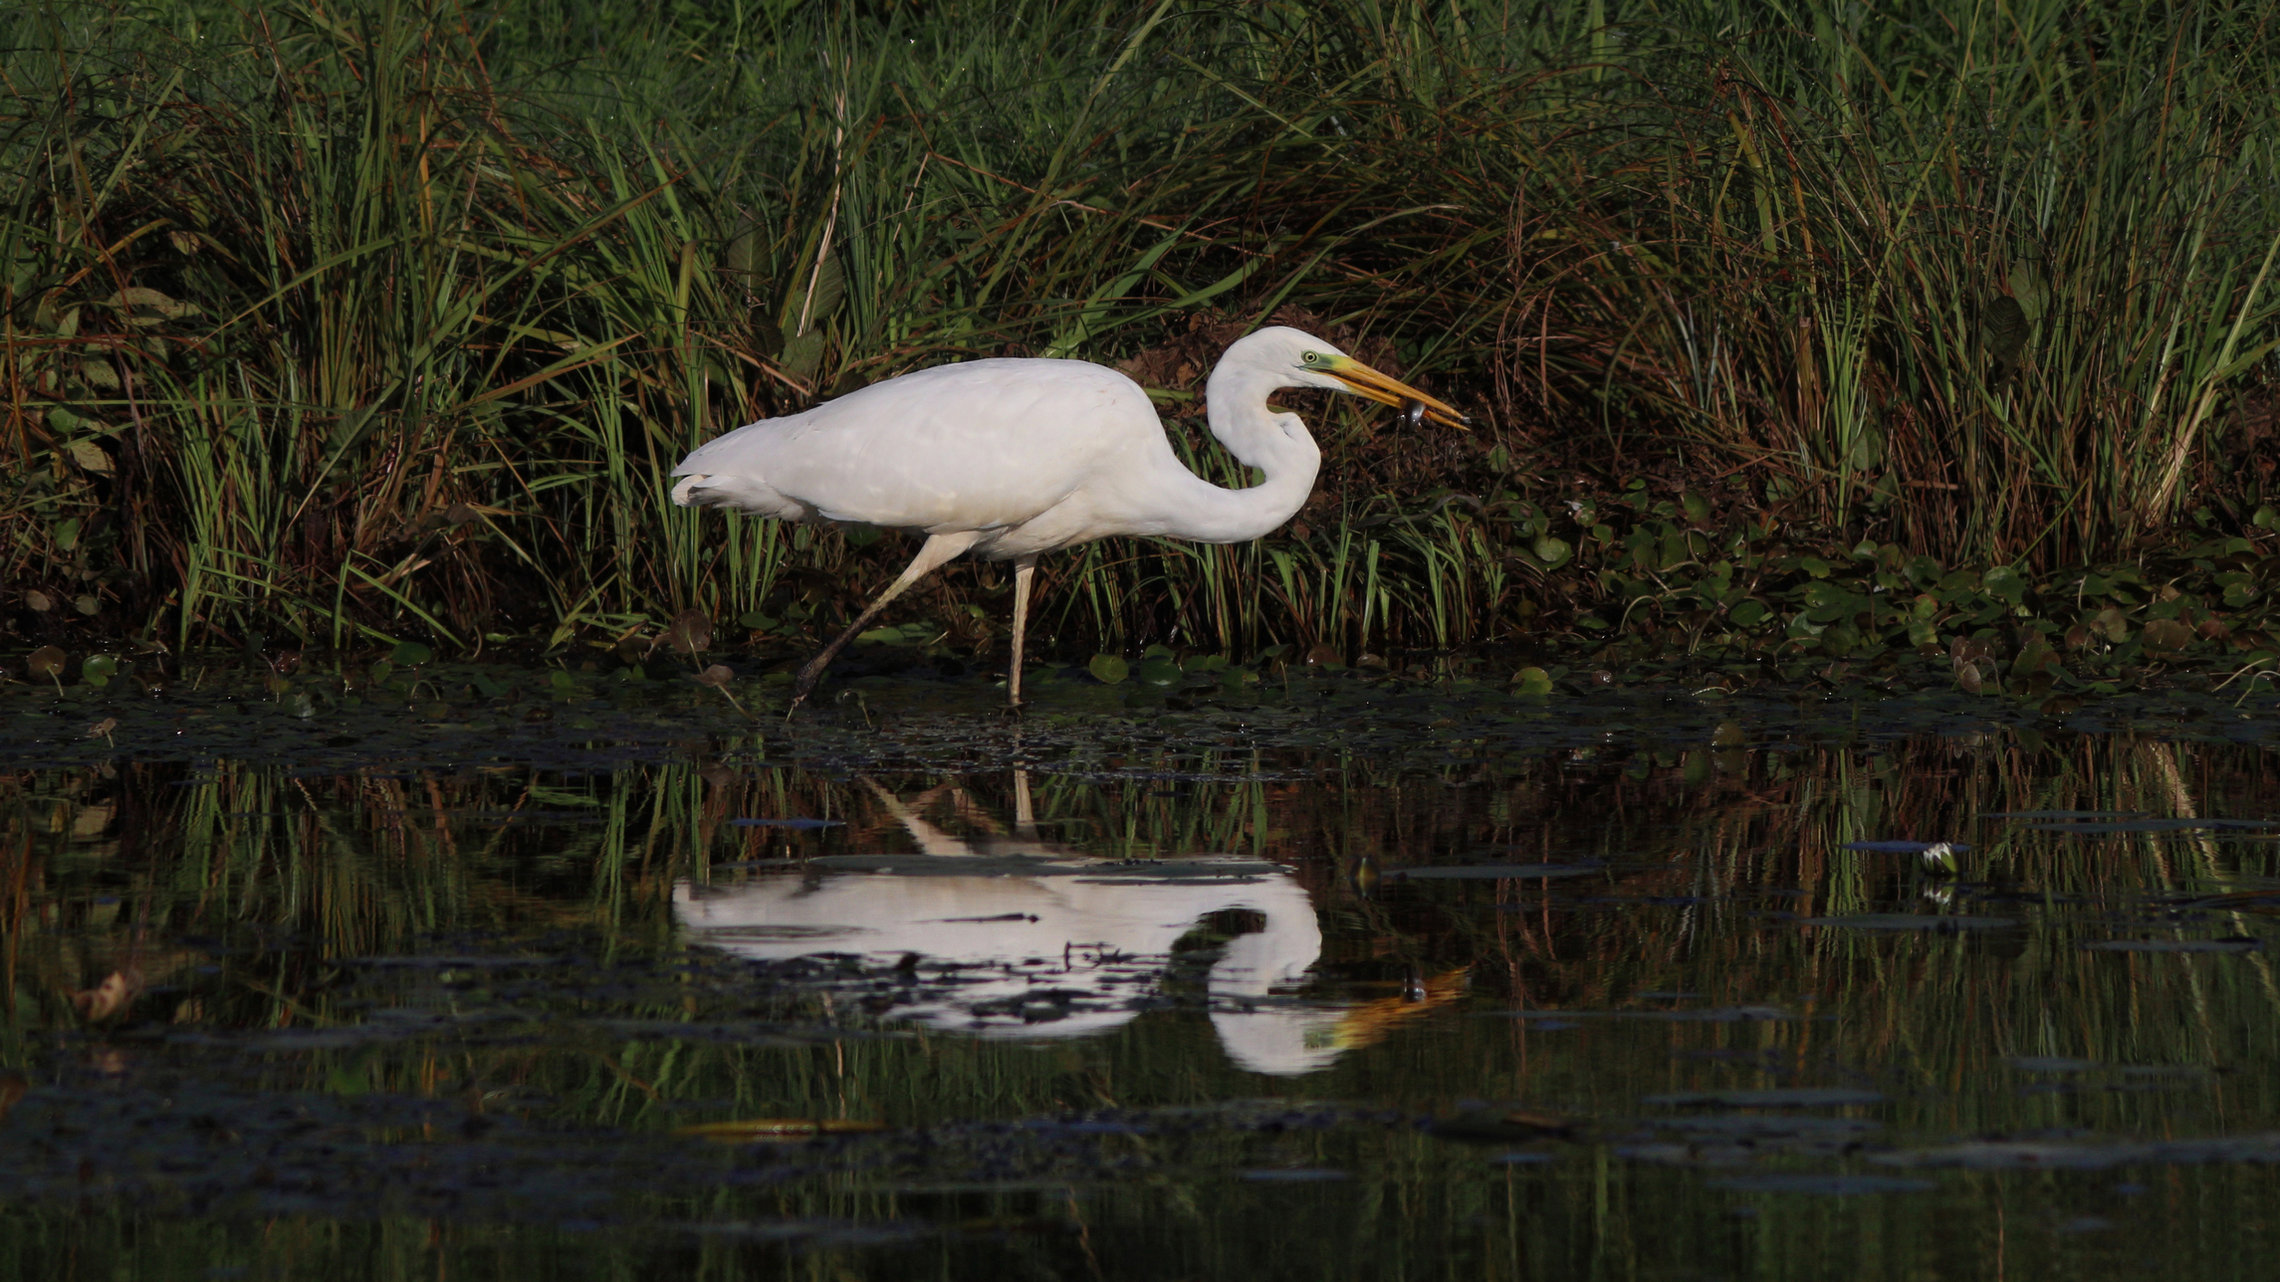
left=6, top=0, right=2278, bottom=678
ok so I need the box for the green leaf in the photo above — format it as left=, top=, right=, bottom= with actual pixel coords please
left=1134, top=657, right=1182, bottom=687
left=26, top=646, right=66, bottom=681
left=1982, top=565, right=2026, bottom=606
left=1512, top=666, right=1553, bottom=695
left=82, top=654, right=118, bottom=688
left=1087, top=654, right=1129, bottom=684
left=2141, top=618, right=2194, bottom=652
left=392, top=641, right=434, bottom=666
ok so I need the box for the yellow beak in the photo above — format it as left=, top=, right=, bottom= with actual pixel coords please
left=1321, top=355, right=1470, bottom=428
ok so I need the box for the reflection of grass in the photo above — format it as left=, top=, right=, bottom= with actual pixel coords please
left=7, top=733, right=2280, bottom=1273
left=4, top=1, right=2277, bottom=667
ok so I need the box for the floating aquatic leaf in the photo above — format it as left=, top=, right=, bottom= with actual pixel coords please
left=392, top=641, right=434, bottom=666
left=25, top=645, right=65, bottom=681
left=1511, top=666, right=1554, bottom=695
left=1134, top=657, right=1182, bottom=687
left=1087, top=654, right=1128, bottom=685
left=2141, top=617, right=2195, bottom=652
left=80, top=653, right=118, bottom=689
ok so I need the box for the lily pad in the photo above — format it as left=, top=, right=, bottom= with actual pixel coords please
left=26, top=645, right=66, bottom=681
left=1133, top=657, right=1183, bottom=687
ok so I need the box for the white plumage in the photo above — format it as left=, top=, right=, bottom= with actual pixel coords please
left=671, top=325, right=1463, bottom=706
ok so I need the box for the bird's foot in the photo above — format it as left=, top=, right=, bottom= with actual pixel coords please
left=784, top=669, right=822, bottom=722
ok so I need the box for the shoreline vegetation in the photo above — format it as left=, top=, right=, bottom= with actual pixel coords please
left=6, top=0, right=2279, bottom=696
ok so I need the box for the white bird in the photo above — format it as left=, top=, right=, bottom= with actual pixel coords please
left=670, top=325, right=1465, bottom=706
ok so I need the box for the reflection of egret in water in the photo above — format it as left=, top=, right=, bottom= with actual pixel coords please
left=675, top=773, right=1455, bottom=1074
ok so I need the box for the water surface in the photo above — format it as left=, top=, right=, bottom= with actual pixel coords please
left=7, top=667, right=2280, bottom=1278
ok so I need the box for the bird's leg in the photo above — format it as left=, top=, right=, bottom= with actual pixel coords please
left=791, top=531, right=980, bottom=710
left=1006, top=555, right=1037, bottom=708
left=1011, top=767, right=1036, bottom=839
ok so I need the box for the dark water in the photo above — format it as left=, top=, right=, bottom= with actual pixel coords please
left=8, top=665, right=2280, bottom=1279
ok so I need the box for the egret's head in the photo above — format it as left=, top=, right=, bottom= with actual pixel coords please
left=1238, top=326, right=1469, bottom=428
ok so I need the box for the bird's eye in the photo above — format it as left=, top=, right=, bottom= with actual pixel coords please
left=1301, top=351, right=1319, bottom=364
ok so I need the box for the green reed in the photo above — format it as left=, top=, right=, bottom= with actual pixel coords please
left=3, top=0, right=2275, bottom=663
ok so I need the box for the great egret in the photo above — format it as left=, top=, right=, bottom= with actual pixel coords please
left=670, top=325, right=1465, bottom=705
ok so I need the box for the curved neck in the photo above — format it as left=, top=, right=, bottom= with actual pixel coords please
left=1146, top=362, right=1320, bottom=544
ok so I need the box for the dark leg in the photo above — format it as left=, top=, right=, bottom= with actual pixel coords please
left=791, top=531, right=980, bottom=711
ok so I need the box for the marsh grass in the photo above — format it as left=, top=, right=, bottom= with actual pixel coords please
left=4, top=0, right=2276, bottom=663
